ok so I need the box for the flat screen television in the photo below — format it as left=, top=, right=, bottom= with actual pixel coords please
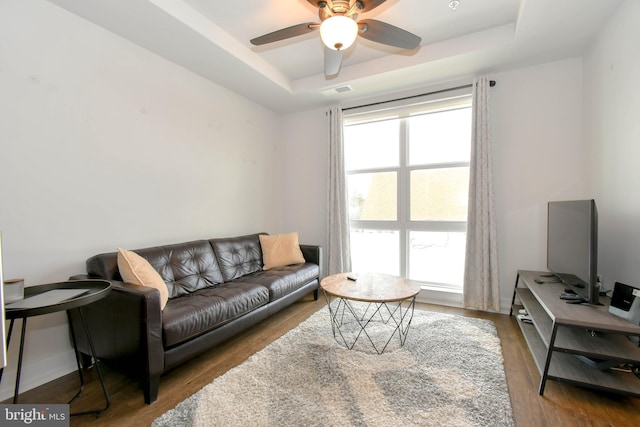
left=547, top=199, right=599, bottom=304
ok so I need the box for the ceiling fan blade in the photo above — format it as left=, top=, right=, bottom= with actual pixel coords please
left=306, top=0, right=329, bottom=8
left=356, top=0, right=388, bottom=13
left=358, top=19, right=421, bottom=50
left=324, top=47, right=343, bottom=76
left=250, top=23, right=318, bottom=46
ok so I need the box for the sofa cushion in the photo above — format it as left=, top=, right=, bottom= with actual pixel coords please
left=161, top=282, right=269, bottom=348
left=209, top=234, right=263, bottom=282
left=117, top=248, right=170, bottom=310
left=237, top=263, right=320, bottom=301
left=133, top=240, right=224, bottom=298
left=259, top=232, right=305, bottom=270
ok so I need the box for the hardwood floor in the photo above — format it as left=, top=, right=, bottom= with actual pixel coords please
left=5, top=293, right=640, bottom=426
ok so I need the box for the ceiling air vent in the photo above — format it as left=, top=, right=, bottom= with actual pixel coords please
left=334, top=85, right=352, bottom=94
left=320, top=85, right=353, bottom=96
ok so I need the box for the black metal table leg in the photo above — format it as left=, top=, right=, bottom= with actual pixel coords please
left=66, top=311, right=86, bottom=405
left=0, top=319, right=15, bottom=384
left=13, top=318, right=28, bottom=403
left=68, top=307, right=110, bottom=416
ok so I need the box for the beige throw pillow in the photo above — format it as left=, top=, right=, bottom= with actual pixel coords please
left=117, top=248, right=169, bottom=310
left=259, top=232, right=305, bottom=270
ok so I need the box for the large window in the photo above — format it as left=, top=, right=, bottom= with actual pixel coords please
left=344, top=93, right=472, bottom=291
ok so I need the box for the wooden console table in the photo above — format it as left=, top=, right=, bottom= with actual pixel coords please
left=511, top=270, right=640, bottom=396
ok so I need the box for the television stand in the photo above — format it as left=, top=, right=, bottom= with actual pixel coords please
left=511, top=270, right=640, bottom=396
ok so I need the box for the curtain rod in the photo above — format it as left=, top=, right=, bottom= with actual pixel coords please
left=342, top=80, right=496, bottom=112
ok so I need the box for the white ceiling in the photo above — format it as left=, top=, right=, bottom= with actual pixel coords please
left=47, top=0, right=622, bottom=113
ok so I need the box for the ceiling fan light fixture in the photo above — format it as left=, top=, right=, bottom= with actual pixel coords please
left=320, top=16, right=358, bottom=51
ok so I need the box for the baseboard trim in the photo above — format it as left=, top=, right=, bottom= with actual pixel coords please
left=417, top=288, right=513, bottom=315
left=416, top=288, right=463, bottom=307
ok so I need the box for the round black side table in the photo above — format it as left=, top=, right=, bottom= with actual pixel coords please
left=1, top=280, right=111, bottom=416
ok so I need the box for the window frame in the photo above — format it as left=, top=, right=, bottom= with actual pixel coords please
left=344, top=91, right=472, bottom=291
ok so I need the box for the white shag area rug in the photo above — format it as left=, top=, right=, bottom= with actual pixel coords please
left=153, top=306, right=514, bottom=427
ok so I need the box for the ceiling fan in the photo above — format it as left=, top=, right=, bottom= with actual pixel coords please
left=250, top=0, right=422, bottom=76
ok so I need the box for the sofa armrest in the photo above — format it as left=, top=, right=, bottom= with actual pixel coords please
left=300, top=244, right=323, bottom=279
left=68, top=279, right=164, bottom=402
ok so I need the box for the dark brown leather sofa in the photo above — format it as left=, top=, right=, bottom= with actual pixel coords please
left=68, top=233, right=321, bottom=404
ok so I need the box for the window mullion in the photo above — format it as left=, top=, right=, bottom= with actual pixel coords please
left=399, top=117, right=409, bottom=277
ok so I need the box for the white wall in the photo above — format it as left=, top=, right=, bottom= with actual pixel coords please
left=281, top=107, right=329, bottom=254
left=491, top=57, right=588, bottom=308
left=584, top=0, right=640, bottom=291
left=0, top=1, right=284, bottom=399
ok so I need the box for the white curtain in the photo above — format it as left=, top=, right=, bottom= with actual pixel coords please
left=463, top=77, right=500, bottom=311
left=326, top=106, right=351, bottom=275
